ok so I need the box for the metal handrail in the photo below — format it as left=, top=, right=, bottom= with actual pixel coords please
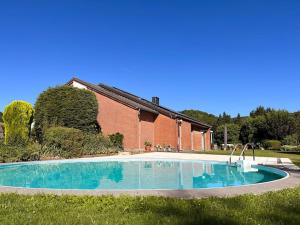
left=228, top=144, right=243, bottom=164
left=239, top=143, right=255, bottom=161
left=229, top=143, right=255, bottom=164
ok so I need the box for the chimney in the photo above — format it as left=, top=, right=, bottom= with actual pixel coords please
left=152, top=96, right=160, bottom=105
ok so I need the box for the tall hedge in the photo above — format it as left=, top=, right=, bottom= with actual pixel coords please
left=34, top=86, right=99, bottom=142
left=3, top=101, right=34, bottom=145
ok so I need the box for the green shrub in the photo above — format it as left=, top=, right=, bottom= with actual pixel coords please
left=109, top=133, right=124, bottom=150
left=215, top=123, right=241, bottom=145
left=43, top=127, right=85, bottom=158
left=144, top=141, right=152, bottom=147
left=3, top=101, right=34, bottom=146
left=82, top=134, right=117, bottom=155
left=282, top=134, right=299, bottom=146
left=280, top=145, right=300, bottom=152
left=0, top=142, right=40, bottom=163
left=43, top=127, right=120, bottom=158
left=34, top=86, right=99, bottom=143
left=262, top=140, right=282, bottom=150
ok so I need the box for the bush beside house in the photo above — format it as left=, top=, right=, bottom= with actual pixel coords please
left=34, top=86, right=99, bottom=143
left=42, top=127, right=120, bottom=158
left=0, top=86, right=123, bottom=163
left=2, top=101, right=34, bottom=146
left=0, top=141, right=40, bottom=163
left=108, top=133, right=124, bottom=150
left=43, top=127, right=85, bottom=158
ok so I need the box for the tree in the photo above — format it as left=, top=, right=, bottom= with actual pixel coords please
left=0, top=112, right=3, bottom=122
left=239, top=118, right=255, bottom=144
left=213, top=112, right=233, bottom=131
left=221, top=112, right=232, bottom=124
left=181, top=110, right=217, bottom=126
left=34, top=86, right=99, bottom=142
left=251, top=115, right=269, bottom=142
left=264, top=110, right=293, bottom=140
left=239, top=110, right=294, bottom=144
left=293, top=111, right=300, bottom=143
left=3, top=101, right=34, bottom=145
left=215, top=123, right=241, bottom=145
left=234, top=113, right=244, bottom=125
left=250, top=106, right=273, bottom=117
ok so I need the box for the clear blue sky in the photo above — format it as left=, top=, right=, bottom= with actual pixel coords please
left=0, top=0, right=299, bottom=116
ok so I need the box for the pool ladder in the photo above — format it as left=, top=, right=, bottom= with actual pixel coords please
left=228, top=143, right=256, bottom=165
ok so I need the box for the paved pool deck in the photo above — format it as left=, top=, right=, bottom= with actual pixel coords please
left=0, top=152, right=299, bottom=199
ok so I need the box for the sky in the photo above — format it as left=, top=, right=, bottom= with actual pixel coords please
left=0, top=0, right=299, bottom=116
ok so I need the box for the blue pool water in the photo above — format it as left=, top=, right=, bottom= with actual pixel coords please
left=0, top=160, right=286, bottom=190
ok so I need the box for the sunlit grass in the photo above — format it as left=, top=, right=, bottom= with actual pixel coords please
left=0, top=187, right=299, bottom=225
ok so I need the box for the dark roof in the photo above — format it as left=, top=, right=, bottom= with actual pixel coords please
left=67, top=78, right=211, bottom=129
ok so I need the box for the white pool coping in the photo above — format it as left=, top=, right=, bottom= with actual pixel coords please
left=0, top=152, right=293, bottom=165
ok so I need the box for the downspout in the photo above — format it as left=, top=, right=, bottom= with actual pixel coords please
left=201, top=131, right=204, bottom=151
left=176, top=119, right=182, bottom=151
left=191, top=130, right=194, bottom=151
left=138, top=109, right=141, bottom=152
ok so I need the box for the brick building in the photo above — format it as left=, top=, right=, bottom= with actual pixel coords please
left=67, top=78, right=212, bottom=151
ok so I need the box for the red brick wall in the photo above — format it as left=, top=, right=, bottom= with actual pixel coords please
left=140, top=111, right=155, bottom=150
left=181, top=121, right=191, bottom=150
left=71, top=82, right=211, bottom=151
left=154, top=114, right=177, bottom=149
left=192, top=131, right=202, bottom=151
left=94, top=92, right=139, bottom=150
left=205, top=129, right=211, bottom=150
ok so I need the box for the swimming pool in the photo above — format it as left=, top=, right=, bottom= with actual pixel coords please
left=0, top=159, right=287, bottom=190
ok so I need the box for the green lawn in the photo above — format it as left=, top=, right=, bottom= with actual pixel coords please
left=199, top=149, right=300, bottom=167
left=0, top=187, right=299, bottom=225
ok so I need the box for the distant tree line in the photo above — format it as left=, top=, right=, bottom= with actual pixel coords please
left=182, top=106, right=300, bottom=147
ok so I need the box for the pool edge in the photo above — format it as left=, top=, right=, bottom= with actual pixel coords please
left=0, top=161, right=298, bottom=198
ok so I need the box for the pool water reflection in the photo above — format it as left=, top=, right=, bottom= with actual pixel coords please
left=0, top=160, right=285, bottom=190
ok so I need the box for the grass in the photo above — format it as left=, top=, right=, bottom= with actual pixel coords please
left=0, top=187, right=299, bottom=225
left=198, top=149, right=300, bottom=167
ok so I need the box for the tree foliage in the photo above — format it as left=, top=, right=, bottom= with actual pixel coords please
left=181, top=110, right=217, bottom=126
left=183, top=106, right=299, bottom=146
left=293, top=111, right=300, bottom=142
left=2, top=101, right=34, bottom=145
left=264, top=110, right=294, bottom=140
left=0, top=112, right=3, bottom=122
left=34, top=86, right=99, bottom=142
left=215, top=123, right=241, bottom=145
left=250, top=106, right=273, bottom=117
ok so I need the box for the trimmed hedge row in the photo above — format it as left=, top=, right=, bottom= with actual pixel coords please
left=0, top=141, right=40, bottom=163
left=42, top=127, right=123, bottom=158
left=34, top=86, right=99, bottom=143
left=262, top=140, right=282, bottom=150
left=280, top=145, right=300, bottom=152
